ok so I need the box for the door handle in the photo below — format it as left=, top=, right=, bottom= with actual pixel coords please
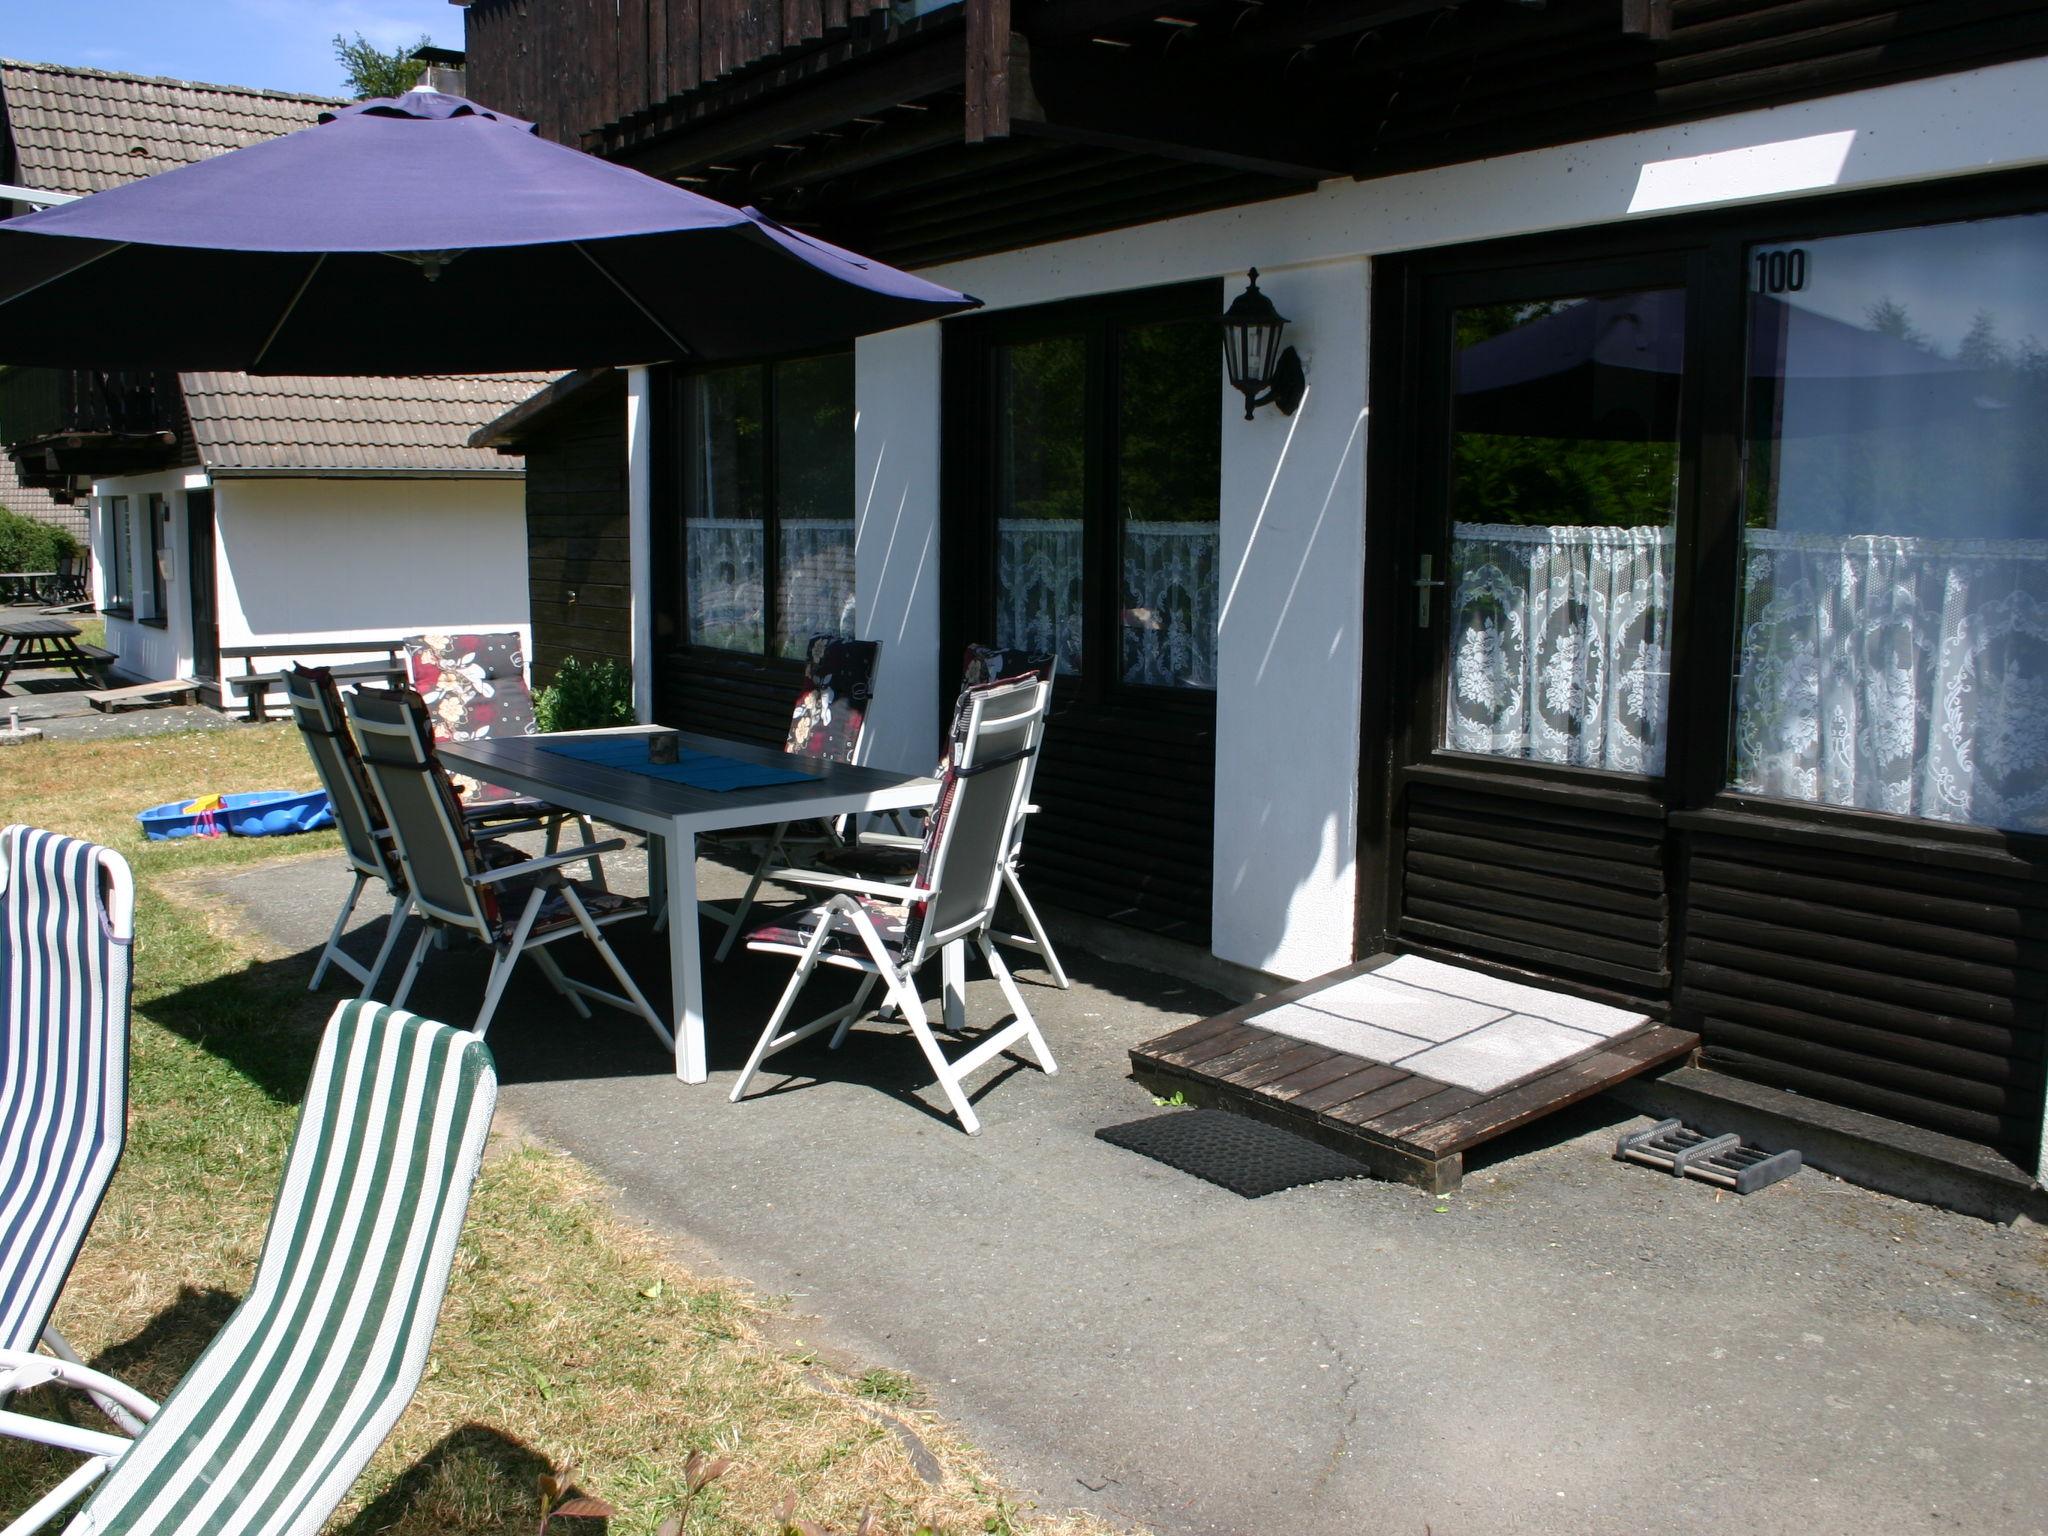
left=1414, top=553, right=1445, bottom=627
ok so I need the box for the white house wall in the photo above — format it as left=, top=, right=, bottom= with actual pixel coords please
left=830, top=56, right=2048, bottom=982
left=90, top=469, right=198, bottom=684
left=852, top=322, right=945, bottom=780
left=211, top=477, right=531, bottom=660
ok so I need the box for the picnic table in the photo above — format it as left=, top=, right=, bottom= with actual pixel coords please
left=440, top=727, right=939, bottom=1085
left=0, top=616, right=113, bottom=692
left=0, top=572, right=57, bottom=605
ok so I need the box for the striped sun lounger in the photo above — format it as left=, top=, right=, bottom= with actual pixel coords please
left=0, top=999, right=498, bottom=1536
left=0, top=826, right=135, bottom=1383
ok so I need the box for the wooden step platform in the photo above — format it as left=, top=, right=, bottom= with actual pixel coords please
left=88, top=678, right=199, bottom=712
left=1130, top=954, right=1698, bottom=1194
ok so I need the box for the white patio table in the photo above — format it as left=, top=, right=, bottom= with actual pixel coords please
left=439, top=726, right=938, bottom=1083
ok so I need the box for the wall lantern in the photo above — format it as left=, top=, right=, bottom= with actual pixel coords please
left=1220, top=268, right=1305, bottom=420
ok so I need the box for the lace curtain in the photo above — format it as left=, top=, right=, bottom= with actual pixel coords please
left=685, top=517, right=854, bottom=654
left=1445, top=522, right=1672, bottom=774
left=995, top=519, right=1219, bottom=688
left=1732, top=531, right=2048, bottom=831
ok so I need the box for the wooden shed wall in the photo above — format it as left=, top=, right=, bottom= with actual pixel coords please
left=521, top=381, right=632, bottom=684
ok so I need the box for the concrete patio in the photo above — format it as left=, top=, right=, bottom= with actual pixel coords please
left=193, top=843, right=2048, bottom=1536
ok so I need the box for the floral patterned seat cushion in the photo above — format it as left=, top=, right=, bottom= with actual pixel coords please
left=747, top=895, right=911, bottom=964
left=403, top=631, right=538, bottom=804
left=785, top=635, right=878, bottom=761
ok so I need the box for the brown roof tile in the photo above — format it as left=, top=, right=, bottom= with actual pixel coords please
left=0, top=58, right=331, bottom=196
left=180, top=372, right=556, bottom=476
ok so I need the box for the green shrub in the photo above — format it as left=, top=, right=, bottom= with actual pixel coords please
left=0, top=503, right=77, bottom=575
left=533, top=655, right=636, bottom=734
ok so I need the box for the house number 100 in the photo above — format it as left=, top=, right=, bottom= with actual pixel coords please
left=1754, top=248, right=1808, bottom=293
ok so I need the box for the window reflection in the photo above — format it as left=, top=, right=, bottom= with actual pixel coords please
left=1119, top=317, right=1221, bottom=689
left=993, top=335, right=1087, bottom=676
left=1732, top=214, right=2048, bottom=830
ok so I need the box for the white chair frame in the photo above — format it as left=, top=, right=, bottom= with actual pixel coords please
left=731, top=679, right=1057, bottom=1133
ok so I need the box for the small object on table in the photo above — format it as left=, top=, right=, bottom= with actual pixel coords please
left=648, top=730, right=681, bottom=765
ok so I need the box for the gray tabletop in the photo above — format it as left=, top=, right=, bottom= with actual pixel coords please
left=441, top=728, right=937, bottom=833
left=0, top=617, right=82, bottom=640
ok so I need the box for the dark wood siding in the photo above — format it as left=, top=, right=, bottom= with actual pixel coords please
left=1675, top=813, right=2048, bottom=1160
left=1026, top=691, right=1215, bottom=943
left=1397, top=770, right=1673, bottom=999
left=654, top=646, right=802, bottom=748
left=521, top=376, right=631, bottom=685
left=465, top=0, right=894, bottom=145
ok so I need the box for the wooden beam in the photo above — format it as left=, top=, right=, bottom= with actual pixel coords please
left=1006, top=32, right=1348, bottom=181
left=965, top=0, right=1016, bottom=141
left=609, top=34, right=966, bottom=178
left=1233, top=0, right=1462, bottom=54
left=742, top=112, right=968, bottom=196
left=1622, top=0, right=1674, bottom=38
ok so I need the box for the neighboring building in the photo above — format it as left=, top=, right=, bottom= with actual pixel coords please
left=0, top=59, right=541, bottom=685
left=465, top=0, right=2048, bottom=1190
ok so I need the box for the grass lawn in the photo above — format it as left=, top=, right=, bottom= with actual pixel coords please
left=1, top=725, right=1108, bottom=1535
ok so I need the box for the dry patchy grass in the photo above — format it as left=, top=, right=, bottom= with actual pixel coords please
left=0, top=729, right=1123, bottom=1535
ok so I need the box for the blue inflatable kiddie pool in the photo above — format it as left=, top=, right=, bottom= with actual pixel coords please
left=138, top=790, right=334, bottom=840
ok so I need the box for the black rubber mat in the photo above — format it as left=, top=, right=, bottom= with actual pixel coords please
left=1096, top=1108, right=1370, bottom=1198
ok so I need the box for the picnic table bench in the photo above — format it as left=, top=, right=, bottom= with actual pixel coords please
left=221, top=640, right=410, bottom=721
left=0, top=616, right=114, bottom=693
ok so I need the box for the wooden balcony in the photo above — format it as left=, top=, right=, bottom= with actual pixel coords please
left=0, top=367, right=184, bottom=487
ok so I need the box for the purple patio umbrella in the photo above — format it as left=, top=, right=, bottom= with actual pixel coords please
left=0, top=93, right=977, bottom=374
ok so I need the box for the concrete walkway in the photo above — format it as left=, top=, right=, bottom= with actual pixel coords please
left=199, top=847, right=2048, bottom=1536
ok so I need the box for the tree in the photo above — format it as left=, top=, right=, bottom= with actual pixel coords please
left=333, top=32, right=431, bottom=100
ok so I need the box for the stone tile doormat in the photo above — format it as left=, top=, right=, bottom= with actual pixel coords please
left=1250, top=954, right=1650, bottom=1095
left=1097, top=1109, right=1371, bottom=1198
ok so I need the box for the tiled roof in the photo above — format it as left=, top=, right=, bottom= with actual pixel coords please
left=0, top=58, right=331, bottom=196
left=0, top=61, right=539, bottom=477
left=182, top=373, right=556, bottom=476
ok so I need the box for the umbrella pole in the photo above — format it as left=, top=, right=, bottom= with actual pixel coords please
left=251, top=253, right=326, bottom=371
left=574, top=242, right=691, bottom=361
left=0, top=242, right=130, bottom=313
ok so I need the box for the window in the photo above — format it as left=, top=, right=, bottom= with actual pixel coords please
left=103, top=495, right=132, bottom=611
left=1730, top=212, right=2048, bottom=831
left=142, top=492, right=170, bottom=625
left=983, top=295, right=1222, bottom=693
left=680, top=352, right=854, bottom=658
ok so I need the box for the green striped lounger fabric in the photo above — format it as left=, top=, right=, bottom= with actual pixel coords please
left=66, top=999, right=497, bottom=1536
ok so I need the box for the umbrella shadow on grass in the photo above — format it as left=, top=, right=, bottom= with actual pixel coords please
left=335, top=1423, right=565, bottom=1536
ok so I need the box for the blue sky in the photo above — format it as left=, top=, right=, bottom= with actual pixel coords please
left=6, top=0, right=460, bottom=98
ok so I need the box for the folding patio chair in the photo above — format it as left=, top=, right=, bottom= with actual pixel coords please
left=0, top=825, right=137, bottom=1435
left=730, top=676, right=1057, bottom=1134
left=704, top=633, right=881, bottom=961
left=849, top=643, right=1070, bottom=988
left=346, top=685, right=671, bottom=1049
left=285, top=666, right=601, bottom=999
left=0, top=998, right=497, bottom=1536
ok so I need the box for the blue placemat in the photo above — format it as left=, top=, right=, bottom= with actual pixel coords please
left=539, top=735, right=816, bottom=791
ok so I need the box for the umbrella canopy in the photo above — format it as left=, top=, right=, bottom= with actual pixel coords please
left=0, top=92, right=977, bottom=374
